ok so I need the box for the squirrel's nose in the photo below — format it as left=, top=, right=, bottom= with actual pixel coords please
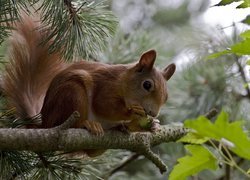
left=148, top=110, right=158, bottom=118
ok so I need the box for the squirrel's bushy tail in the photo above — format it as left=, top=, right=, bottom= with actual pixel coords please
left=3, top=12, right=65, bottom=118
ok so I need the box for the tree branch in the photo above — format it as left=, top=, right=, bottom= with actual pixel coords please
left=204, top=108, right=218, bottom=119
left=234, top=55, right=250, bottom=99
left=107, top=153, right=141, bottom=177
left=0, top=118, right=187, bottom=173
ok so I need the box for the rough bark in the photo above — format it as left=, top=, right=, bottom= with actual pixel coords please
left=0, top=112, right=188, bottom=173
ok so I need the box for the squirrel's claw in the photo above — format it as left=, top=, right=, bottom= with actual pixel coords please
left=129, top=104, right=146, bottom=117
left=83, top=120, right=104, bottom=136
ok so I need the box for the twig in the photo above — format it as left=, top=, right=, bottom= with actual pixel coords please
left=204, top=108, right=218, bottom=119
left=64, top=0, right=75, bottom=16
left=53, top=111, right=80, bottom=130
left=107, top=153, right=140, bottom=178
left=130, top=133, right=167, bottom=173
left=142, top=146, right=167, bottom=173
left=234, top=55, right=250, bottom=99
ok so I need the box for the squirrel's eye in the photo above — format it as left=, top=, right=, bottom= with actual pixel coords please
left=143, top=80, right=152, bottom=91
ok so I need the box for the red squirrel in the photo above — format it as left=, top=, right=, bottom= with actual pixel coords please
left=2, top=13, right=176, bottom=135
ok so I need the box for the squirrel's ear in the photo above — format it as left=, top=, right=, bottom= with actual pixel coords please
left=135, top=49, right=156, bottom=72
left=162, top=63, right=176, bottom=81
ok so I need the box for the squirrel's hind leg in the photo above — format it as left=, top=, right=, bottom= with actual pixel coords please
left=40, top=73, right=89, bottom=129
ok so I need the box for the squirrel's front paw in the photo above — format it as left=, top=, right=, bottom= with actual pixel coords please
left=128, top=104, right=146, bottom=117
left=83, top=120, right=104, bottom=136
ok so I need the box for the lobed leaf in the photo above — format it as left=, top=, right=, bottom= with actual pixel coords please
left=214, top=0, right=250, bottom=8
left=214, top=0, right=240, bottom=6
left=178, top=132, right=210, bottom=144
left=240, top=30, right=250, bottom=39
left=207, top=30, right=250, bottom=59
left=236, top=0, right=250, bottom=8
left=231, top=39, right=250, bottom=55
left=206, top=50, right=231, bottom=60
left=185, top=111, right=250, bottom=160
left=241, top=15, right=250, bottom=25
left=169, top=145, right=217, bottom=180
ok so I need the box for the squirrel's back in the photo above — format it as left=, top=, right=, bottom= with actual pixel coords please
left=3, top=12, right=65, bottom=119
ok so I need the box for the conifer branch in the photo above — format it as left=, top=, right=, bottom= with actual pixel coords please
left=0, top=0, right=28, bottom=43
left=40, top=0, right=117, bottom=60
left=107, top=153, right=140, bottom=177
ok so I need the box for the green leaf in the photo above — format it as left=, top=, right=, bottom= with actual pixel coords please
left=240, top=30, right=250, bottom=39
left=169, top=145, right=217, bottom=180
left=214, top=0, right=250, bottom=8
left=246, top=60, right=250, bottom=65
left=231, top=39, right=250, bottom=55
left=215, top=0, right=240, bottom=6
left=184, top=111, right=250, bottom=160
left=241, top=15, right=250, bottom=25
left=223, top=30, right=250, bottom=56
left=237, top=0, right=250, bottom=8
left=206, top=50, right=231, bottom=60
left=207, top=30, right=250, bottom=59
left=178, top=132, right=210, bottom=144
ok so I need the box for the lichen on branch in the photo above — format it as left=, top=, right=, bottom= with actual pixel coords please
left=0, top=112, right=188, bottom=173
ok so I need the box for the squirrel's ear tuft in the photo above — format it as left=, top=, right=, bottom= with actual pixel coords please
left=163, top=63, right=176, bottom=81
left=135, top=49, right=156, bottom=72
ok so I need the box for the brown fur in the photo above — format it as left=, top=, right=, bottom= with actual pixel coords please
left=3, top=13, right=65, bottom=119
left=3, top=14, right=176, bottom=135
